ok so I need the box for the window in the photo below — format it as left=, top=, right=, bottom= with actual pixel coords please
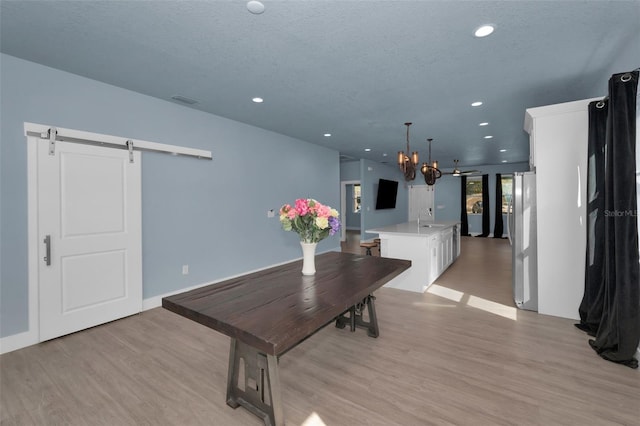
left=353, top=184, right=361, bottom=212
left=466, top=177, right=483, bottom=214
left=501, top=176, right=513, bottom=214
left=465, top=176, right=513, bottom=215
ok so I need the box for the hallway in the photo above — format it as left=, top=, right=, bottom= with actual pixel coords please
left=342, top=231, right=513, bottom=307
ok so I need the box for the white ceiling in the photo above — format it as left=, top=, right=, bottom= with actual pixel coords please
left=2, top=0, right=639, bottom=170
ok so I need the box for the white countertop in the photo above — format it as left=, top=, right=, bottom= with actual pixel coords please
left=366, top=220, right=459, bottom=237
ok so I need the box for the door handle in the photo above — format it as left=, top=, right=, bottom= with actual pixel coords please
left=506, top=199, right=512, bottom=245
left=43, top=235, right=51, bottom=266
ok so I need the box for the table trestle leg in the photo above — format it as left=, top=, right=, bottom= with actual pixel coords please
left=226, top=339, right=284, bottom=426
left=334, top=294, right=379, bottom=338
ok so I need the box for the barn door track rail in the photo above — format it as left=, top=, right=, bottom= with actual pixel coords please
left=24, top=122, right=212, bottom=162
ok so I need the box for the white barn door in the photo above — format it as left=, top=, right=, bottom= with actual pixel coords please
left=35, top=138, right=142, bottom=341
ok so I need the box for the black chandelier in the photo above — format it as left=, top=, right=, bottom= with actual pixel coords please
left=397, top=122, right=419, bottom=181
left=420, top=138, right=441, bottom=186
left=397, top=122, right=441, bottom=185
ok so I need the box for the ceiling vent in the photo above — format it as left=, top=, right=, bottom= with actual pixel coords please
left=340, top=154, right=358, bottom=162
left=171, top=95, right=199, bottom=105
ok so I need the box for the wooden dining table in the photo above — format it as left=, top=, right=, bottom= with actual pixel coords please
left=162, top=251, right=411, bottom=426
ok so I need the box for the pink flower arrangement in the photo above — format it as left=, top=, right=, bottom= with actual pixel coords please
left=279, top=198, right=341, bottom=243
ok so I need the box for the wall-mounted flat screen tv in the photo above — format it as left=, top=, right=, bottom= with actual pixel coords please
left=375, top=179, right=398, bottom=210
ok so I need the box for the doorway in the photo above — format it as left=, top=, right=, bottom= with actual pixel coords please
left=340, top=180, right=360, bottom=243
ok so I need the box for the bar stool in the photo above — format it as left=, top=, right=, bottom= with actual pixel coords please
left=374, top=238, right=381, bottom=255
left=360, top=241, right=377, bottom=256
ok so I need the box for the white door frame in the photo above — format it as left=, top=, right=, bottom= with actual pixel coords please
left=0, top=132, right=47, bottom=352
left=22, top=133, right=41, bottom=349
left=340, top=180, right=360, bottom=242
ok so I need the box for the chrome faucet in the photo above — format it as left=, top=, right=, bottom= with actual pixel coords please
left=418, top=208, right=435, bottom=226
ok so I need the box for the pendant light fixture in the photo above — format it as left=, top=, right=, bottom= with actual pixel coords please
left=420, top=138, right=442, bottom=186
left=397, top=122, right=419, bottom=181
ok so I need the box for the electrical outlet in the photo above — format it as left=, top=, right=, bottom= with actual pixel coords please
left=182, top=265, right=189, bottom=275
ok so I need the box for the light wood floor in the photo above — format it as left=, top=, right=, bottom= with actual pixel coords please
left=341, top=229, right=380, bottom=257
left=2, top=237, right=638, bottom=425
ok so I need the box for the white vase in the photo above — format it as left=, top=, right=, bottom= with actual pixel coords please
left=300, top=241, right=317, bottom=275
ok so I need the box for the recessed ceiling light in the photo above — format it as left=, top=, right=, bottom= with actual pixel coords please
left=499, top=149, right=507, bottom=152
left=364, top=148, right=371, bottom=152
left=323, top=133, right=331, bottom=137
left=479, top=122, right=489, bottom=126
left=484, top=135, right=493, bottom=139
left=382, top=153, right=388, bottom=157
left=474, top=25, right=495, bottom=38
left=252, top=97, right=264, bottom=103
left=502, top=160, right=508, bottom=163
left=471, top=101, right=483, bottom=107
left=247, top=1, right=265, bottom=14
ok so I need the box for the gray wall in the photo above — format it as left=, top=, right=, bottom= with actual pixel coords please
left=339, top=159, right=409, bottom=240
left=360, top=159, right=409, bottom=241
left=340, top=160, right=360, bottom=181
left=0, top=54, right=341, bottom=338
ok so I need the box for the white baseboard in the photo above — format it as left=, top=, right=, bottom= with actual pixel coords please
left=465, top=232, right=508, bottom=238
left=5, top=242, right=634, bottom=358
left=142, top=251, right=337, bottom=310
left=1, top=249, right=340, bottom=355
left=0, top=330, right=38, bottom=355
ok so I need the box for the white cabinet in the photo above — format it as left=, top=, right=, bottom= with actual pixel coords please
left=453, top=224, right=460, bottom=260
left=524, top=98, right=600, bottom=320
left=431, top=227, right=454, bottom=283
left=421, top=226, right=456, bottom=289
left=368, top=221, right=459, bottom=293
left=443, top=227, right=453, bottom=267
left=428, top=233, right=441, bottom=285
left=378, top=233, right=431, bottom=293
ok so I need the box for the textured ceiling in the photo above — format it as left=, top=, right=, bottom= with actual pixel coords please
left=1, top=0, right=639, bottom=170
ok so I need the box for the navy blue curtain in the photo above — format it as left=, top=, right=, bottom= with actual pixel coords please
left=476, top=174, right=490, bottom=237
left=460, top=176, right=470, bottom=236
left=576, top=99, right=609, bottom=336
left=577, top=99, right=608, bottom=336
left=493, top=173, right=504, bottom=238
left=577, top=70, right=639, bottom=369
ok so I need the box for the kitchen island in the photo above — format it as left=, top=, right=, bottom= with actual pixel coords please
left=366, top=221, right=460, bottom=293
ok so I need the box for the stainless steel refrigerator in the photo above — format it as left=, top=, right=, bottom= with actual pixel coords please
left=507, top=171, right=538, bottom=311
